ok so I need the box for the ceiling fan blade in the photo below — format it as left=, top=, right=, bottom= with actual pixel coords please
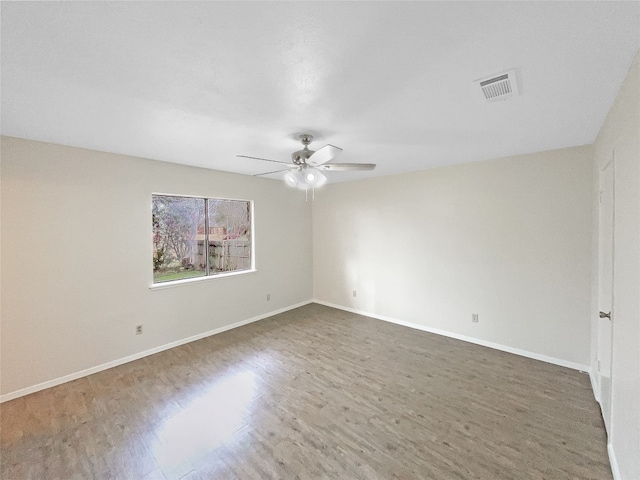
left=253, top=168, right=295, bottom=177
left=237, top=154, right=293, bottom=166
left=318, top=163, right=376, bottom=171
left=308, top=144, right=343, bottom=166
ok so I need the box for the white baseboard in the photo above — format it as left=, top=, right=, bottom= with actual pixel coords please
left=590, top=369, right=601, bottom=403
left=314, top=299, right=591, bottom=372
left=608, top=443, right=621, bottom=480
left=0, top=300, right=312, bottom=403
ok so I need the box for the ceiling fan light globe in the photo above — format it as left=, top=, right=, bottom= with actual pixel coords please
left=284, top=171, right=299, bottom=187
left=284, top=169, right=309, bottom=190
left=311, top=170, right=327, bottom=188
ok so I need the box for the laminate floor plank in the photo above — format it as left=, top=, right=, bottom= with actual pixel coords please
left=1, top=304, right=611, bottom=479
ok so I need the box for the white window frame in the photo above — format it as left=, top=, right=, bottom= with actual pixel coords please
left=149, top=193, right=255, bottom=289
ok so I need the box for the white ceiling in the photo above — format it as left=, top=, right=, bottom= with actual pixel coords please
left=2, top=2, right=639, bottom=183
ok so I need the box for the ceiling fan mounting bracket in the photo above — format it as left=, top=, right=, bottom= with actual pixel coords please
left=299, top=134, right=313, bottom=145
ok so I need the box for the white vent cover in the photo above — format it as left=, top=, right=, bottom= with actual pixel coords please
left=476, top=69, right=518, bottom=102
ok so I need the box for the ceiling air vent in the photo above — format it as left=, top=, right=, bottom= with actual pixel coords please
left=476, top=69, right=518, bottom=102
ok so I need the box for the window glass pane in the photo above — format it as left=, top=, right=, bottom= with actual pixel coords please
left=152, top=195, right=206, bottom=283
left=207, top=199, right=252, bottom=273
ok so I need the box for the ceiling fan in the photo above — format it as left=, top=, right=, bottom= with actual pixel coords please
left=237, top=134, right=376, bottom=190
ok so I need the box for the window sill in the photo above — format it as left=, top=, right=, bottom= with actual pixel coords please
left=149, top=268, right=257, bottom=290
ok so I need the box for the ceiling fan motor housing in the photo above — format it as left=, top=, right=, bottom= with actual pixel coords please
left=291, top=134, right=315, bottom=164
left=291, top=148, right=315, bottom=164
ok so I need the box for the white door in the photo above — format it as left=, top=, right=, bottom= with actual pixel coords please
left=597, top=158, right=614, bottom=433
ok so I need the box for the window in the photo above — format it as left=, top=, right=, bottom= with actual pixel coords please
left=152, top=194, right=252, bottom=283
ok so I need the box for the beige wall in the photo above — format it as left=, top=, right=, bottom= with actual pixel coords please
left=313, top=145, right=594, bottom=367
left=0, top=136, right=313, bottom=397
left=592, top=50, right=640, bottom=480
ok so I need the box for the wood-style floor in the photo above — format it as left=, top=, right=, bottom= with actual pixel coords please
left=1, top=304, right=611, bottom=480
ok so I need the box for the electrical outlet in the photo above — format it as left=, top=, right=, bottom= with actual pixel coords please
left=267, top=294, right=271, bottom=301
left=135, top=324, right=143, bottom=335
left=353, top=290, right=357, bottom=297
left=472, top=314, right=479, bottom=323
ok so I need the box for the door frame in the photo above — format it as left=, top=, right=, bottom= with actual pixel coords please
left=596, top=154, right=615, bottom=434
